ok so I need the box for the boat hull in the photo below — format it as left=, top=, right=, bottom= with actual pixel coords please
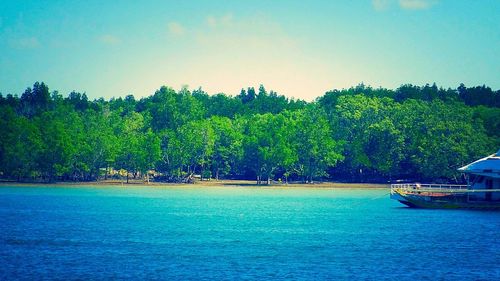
left=391, top=189, right=500, bottom=210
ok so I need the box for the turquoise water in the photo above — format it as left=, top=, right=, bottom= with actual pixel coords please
left=0, top=186, right=499, bottom=280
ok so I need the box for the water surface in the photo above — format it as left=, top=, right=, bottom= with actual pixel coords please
left=0, top=186, right=498, bottom=280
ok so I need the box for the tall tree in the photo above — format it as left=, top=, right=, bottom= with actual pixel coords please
left=209, top=116, right=243, bottom=180
left=0, top=107, right=42, bottom=180
left=242, top=113, right=296, bottom=184
left=288, top=106, right=344, bottom=183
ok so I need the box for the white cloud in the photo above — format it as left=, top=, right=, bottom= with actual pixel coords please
left=206, top=13, right=233, bottom=28
left=168, top=22, right=185, bottom=36
left=99, top=34, right=121, bottom=45
left=221, top=14, right=233, bottom=25
left=372, top=0, right=437, bottom=11
left=372, top=0, right=391, bottom=11
left=207, top=16, right=217, bottom=27
left=399, top=0, right=435, bottom=10
left=196, top=14, right=296, bottom=51
left=8, top=36, right=40, bottom=49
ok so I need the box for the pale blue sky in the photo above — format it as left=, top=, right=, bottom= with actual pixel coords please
left=1, top=0, right=499, bottom=101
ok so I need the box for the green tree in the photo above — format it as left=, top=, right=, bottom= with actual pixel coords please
left=178, top=119, right=215, bottom=181
left=0, top=106, right=42, bottom=180
left=243, top=113, right=296, bottom=184
left=157, top=120, right=214, bottom=182
left=18, top=82, right=52, bottom=118
left=117, top=112, right=162, bottom=183
left=157, top=129, right=185, bottom=180
left=146, top=86, right=205, bottom=131
left=77, top=109, right=120, bottom=180
left=35, top=106, right=82, bottom=181
left=395, top=100, right=494, bottom=180
left=288, top=106, right=344, bottom=183
left=330, top=95, right=396, bottom=179
left=364, top=118, right=404, bottom=177
left=208, top=116, right=243, bottom=180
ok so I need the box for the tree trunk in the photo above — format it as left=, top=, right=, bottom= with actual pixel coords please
left=267, top=176, right=270, bottom=185
left=126, top=172, right=129, bottom=184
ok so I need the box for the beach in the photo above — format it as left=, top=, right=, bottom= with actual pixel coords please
left=0, top=179, right=389, bottom=189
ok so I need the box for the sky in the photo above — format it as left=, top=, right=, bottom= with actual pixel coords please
left=0, top=0, right=499, bottom=101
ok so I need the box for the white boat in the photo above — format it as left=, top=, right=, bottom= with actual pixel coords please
left=390, top=149, right=500, bottom=210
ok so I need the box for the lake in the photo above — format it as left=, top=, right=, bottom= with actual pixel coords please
left=0, top=186, right=499, bottom=280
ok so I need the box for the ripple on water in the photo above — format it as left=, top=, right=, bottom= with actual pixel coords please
left=0, top=186, right=499, bottom=280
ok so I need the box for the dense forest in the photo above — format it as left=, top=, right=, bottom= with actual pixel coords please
left=0, top=82, right=499, bottom=184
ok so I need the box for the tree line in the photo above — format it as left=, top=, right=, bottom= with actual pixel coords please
left=0, top=82, right=498, bottom=183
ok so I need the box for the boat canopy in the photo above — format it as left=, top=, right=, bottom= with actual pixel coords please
left=458, top=149, right=500, bottom=178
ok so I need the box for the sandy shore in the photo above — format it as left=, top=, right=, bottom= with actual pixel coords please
left=0, top=179, right=389, bottom=189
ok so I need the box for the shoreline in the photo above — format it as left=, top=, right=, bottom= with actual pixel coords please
left=0, top=179, right=389, bottom=189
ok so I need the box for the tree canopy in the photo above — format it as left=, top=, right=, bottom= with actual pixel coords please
left=0, top=82, right=498, bottom=183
